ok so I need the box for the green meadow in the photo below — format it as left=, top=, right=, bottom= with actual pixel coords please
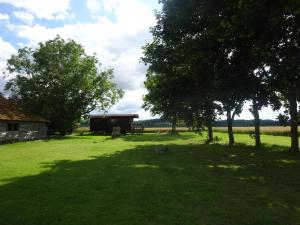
left=0, top=132, right=299, bottom=225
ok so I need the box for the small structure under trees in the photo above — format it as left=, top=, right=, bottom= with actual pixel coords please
left=0, top=96, right=48, bottom=143
left=90, top=114, right=139, bottom=134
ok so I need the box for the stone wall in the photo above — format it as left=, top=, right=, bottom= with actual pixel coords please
left=0, top=121, right=47, bottom=144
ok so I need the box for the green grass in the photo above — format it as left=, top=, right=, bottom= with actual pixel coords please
left=0, top=132, right=300, bottom=225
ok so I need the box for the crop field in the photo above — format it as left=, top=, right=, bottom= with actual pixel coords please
left=213, top=126, right=297, bottom=137
left=77, top=126, right=296, bottom=137
left=144, top=126, right=295, bottom=137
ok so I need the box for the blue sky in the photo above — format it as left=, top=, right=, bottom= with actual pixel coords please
left=0, top=0, right=281, bottom=120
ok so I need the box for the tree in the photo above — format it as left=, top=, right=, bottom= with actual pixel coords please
left=231, top=0, right=300, bottom=151
left=148, top=0, right=231, bottom=142
left=4, top=36, right=123, bottom=135
left=142, top=28, right=218, bottom=140
left=213, top=48, right=249, bottom=146
left=156, top=0, right=251, bottom=145
left=143, top=71, right=184, bottom=134
left=246, top=72, right=281, bottom=148
left=142, top=39, right=185, bottom=135
left=147, top=0, right=299, bottom=150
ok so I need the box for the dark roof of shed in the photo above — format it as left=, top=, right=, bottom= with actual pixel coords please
left=0, top=96, right=49, bottom=123
left=90, top=114, right=139, bottom=119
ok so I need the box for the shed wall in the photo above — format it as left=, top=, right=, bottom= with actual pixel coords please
left=90, top=117, right=133, bottom=134
left=0, top=121, right=47, bottom=143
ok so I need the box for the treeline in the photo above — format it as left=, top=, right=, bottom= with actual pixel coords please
left=135, top=119, right=279, bottom=128
left=142, top=1, right=300, bottom=151
left=134, top=119, right=185, bottom=128
left=214, top=119, right=280, bottom=127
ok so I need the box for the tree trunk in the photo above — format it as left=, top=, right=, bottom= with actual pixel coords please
left=252, top=100, right=261, bottom=149
left=171, top=118, right=177, bottom=135
left=288, top=95, right=299, bottom=152
left=205, top=107, right=214, bottom=143
left=207, top=118, right=213, bottom=142
left=226, top=110, right=234, bottom=145
left=59, top=128, right=66, bottom=136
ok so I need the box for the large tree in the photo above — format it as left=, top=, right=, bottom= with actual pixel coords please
left=155, top=0, right=250, bottom=145
left=143, top=71, right=185, bottom=134
left=145, top=0, right=299, bottom=150
left=143, top=28, right=218, bottom=140
left=231, top=0, right=300, bottom=151
left=4, top=36, right=123, bottom=135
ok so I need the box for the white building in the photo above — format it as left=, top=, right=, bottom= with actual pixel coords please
left=0, top=96, right=48, bottom=144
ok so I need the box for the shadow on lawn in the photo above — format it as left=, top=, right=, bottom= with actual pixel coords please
left=47, top=133, right=193, bottom=142
left=121, top=133, right=197, bottom=142
left=46, top=133, right=112, bottom=141
left=0, top=143, right=300, bottom=225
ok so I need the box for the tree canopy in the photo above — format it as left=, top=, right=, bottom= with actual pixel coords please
left=143, top=0, right=300, bottom=151
left=4, top=36, right=124, bottom=135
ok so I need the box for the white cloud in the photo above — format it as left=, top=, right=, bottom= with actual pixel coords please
left=10, top=0, right=156, bottom=91
left=6, top=0, right=156, bottom=117
left=102, top=0, right=155, bottom=35
left=0, top=0, right=71, bottom=20
left=0, top=37, right=16, bottom=93
left=0, top=13, right=9, bottom=20
left=13, top=11, right=35, bottom=24
left=227, top=102, right=284, bottom=120
left=86, top=0, right=101, bottom=15
left=107, top=88, right=155, bottom=119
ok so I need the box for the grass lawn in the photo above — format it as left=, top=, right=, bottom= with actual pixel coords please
left=0, top=132, right=300, bottom=225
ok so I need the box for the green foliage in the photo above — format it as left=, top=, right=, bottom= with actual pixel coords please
left=143, top=71, right=185, bottom=122
left=79, top=118, right=90, bottom=127
left=4, top=36, right=123, bottom=135
left=144, top=0, right=299, bottom=150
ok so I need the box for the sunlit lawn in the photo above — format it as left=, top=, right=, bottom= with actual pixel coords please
left=0, top=132, right=299, bottom=225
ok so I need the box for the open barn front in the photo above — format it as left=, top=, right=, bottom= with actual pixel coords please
left=90, top=114, right=139, bottom=134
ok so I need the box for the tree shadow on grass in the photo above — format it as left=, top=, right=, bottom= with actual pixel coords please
left=0, top=143, right=300, bottom=225
left=120, top=133, right=197, bottom=142
left=47, top=133, right=198, bottom=143
left=46, top=134, right=112, bottom=141
left=46, top=135, right=91, bottom=141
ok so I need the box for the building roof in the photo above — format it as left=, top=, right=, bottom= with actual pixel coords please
left=0, top=96, right=48, bottom=123
left=90, top=114, right=139, bottom=119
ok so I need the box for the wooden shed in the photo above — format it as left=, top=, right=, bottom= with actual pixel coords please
left=90, top=114, right=139, bottom=134
left=0, top=96, right=48, bottom=143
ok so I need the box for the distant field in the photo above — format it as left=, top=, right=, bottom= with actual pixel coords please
left=78, top=126, right=296, bottom=136
left=213, top=126, right=296, bottom=137
left=144, top=126, right=295, bottom=136
left=144, top=127, right=190, bottom=133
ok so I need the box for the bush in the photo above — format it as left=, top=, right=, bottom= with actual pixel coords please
left=74, top=127, right=90, bottom=135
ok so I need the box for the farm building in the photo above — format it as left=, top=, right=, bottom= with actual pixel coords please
left=90, top=114, right=139, bottom=134
left=0, top=96, right=48, bottom=143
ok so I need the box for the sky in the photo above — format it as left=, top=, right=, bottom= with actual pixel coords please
left=0, top=0, right=282, bottom=120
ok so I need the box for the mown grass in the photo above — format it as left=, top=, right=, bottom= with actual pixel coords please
left=0, top=132, right=299, bottom=225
